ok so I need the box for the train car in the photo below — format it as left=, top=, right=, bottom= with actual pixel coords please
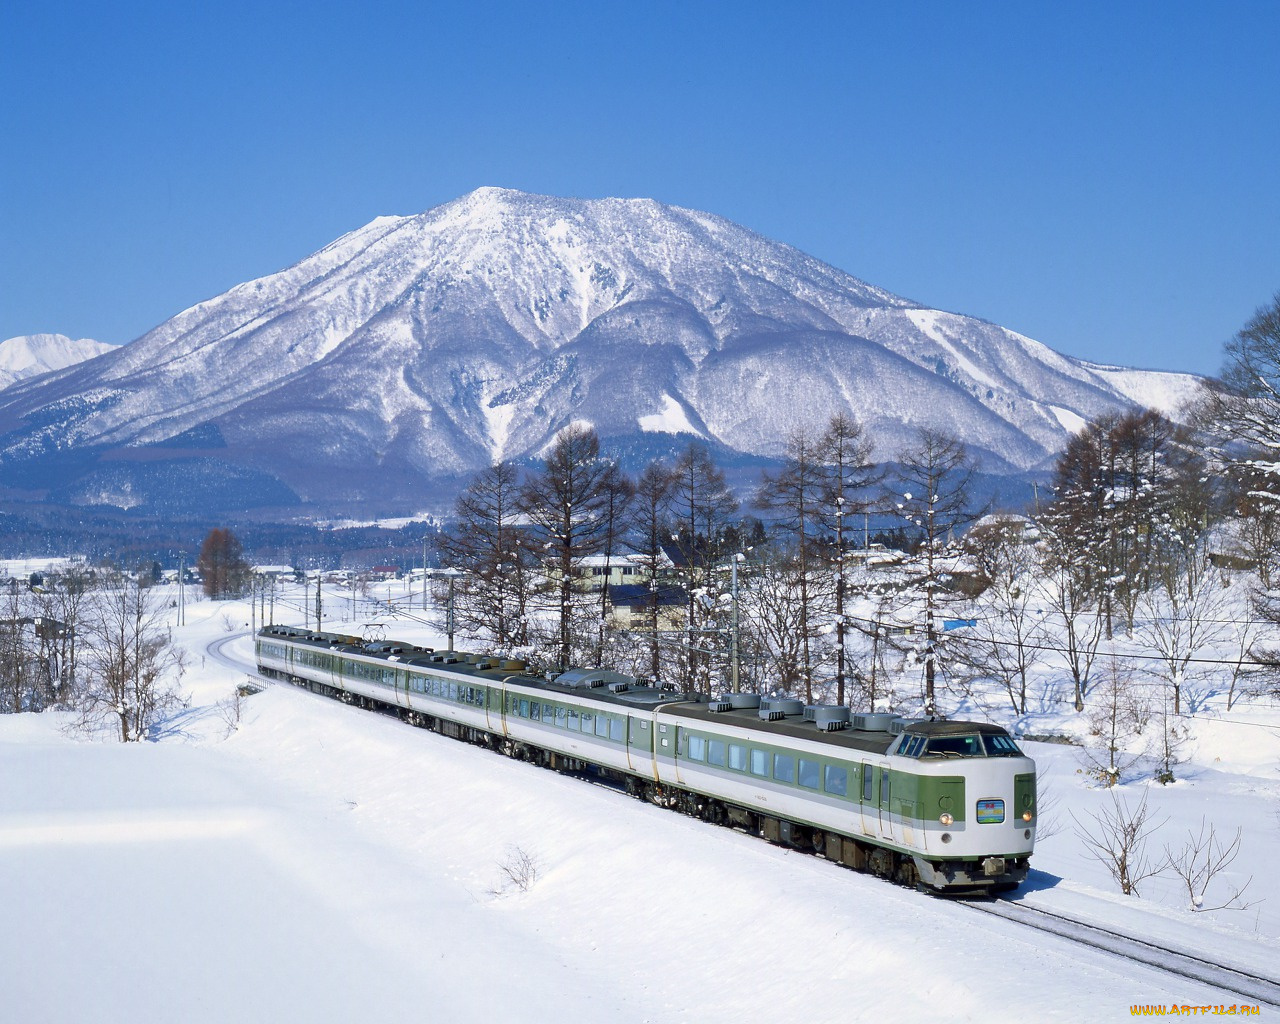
left=256, top=624, right=1035, bottom=892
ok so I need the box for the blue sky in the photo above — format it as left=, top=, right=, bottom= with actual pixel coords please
left=3, top=2, right=1278, bottom=376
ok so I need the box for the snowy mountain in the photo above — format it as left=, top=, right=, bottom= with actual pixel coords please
left=0, top=334, right=116, bottom=392
left=0, top=188, right=1202, bottom=516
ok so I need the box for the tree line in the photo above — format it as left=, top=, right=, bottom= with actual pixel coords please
left=437, top=292, right=1280, bottom=747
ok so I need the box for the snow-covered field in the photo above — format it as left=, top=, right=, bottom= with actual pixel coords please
left=3, top=586, right=1278, bottom=1022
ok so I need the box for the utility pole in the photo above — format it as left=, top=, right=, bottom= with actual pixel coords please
left=178, top=551, right=185, bottom=627
left=446, top=572, right=456, bottom=651
left=730, top=554, right=741, bottom=693
left=315, top=575, right=322, bottom=628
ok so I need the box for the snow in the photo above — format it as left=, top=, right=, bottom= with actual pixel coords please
left=905, top=309, right=1001, bottom=390
left=0, top=333, right=115, bottom=390
left=1049, top=404, right=1088, bottom=435
left=1080, top=361, right=1205, bottom=418
left=638, top=393, right=702, bottom=436
left=2, top=585, right=1277, bottom=1021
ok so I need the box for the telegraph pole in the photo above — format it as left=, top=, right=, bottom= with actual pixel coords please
left=730, top=554, right=741, bottom=693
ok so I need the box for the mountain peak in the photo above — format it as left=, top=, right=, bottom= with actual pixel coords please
left=0, top=191, right=1198, bottom=518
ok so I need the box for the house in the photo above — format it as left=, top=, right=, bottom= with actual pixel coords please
left=605, top=582, right=688, bottom=631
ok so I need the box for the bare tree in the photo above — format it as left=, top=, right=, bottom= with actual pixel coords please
left=438, top=461, right=535, bottom=652
left=628, top=460, right=677, bottom=681
left=197, top=528, right=252, bottom=599
left=0, top=585, right=37, bottom=713
left=1037, top=524, right=1106, bottom=711
left=815, top=412, right=880, bottom=705
left=36, top=568, right=93, bottom=704
left=1165, top=820, right=1256, bottom=913
left=1196, top=291, right=1280, bottom=512
left=1078, top=655, right=1146, bottom=787
left=756, top=427, right=825, bottom=702
left=671, top=442, right=739, bottom=693
left=954, top=516, right=1045, bottom=715
left=521, top=425, right=615, bottom=669
left=1072, top=790, right=1166, bottom=896
left=590, top=460, right=634, bottom=668
left=78, top=580, right=186, bottom=742
left=738, top=548, right=820, bottom=698
left=1135, top=541, right=1229, bottom=718
left=893, top=428, right=984, bottom=715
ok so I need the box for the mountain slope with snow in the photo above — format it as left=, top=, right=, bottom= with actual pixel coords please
left=0, top=189, right=1201, bottom=516
left=0, top=334, right=116, bottom=392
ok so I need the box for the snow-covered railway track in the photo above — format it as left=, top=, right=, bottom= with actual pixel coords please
left=961, top=898, right=1280, bottom=1007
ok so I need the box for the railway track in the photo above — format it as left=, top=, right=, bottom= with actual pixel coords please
left=961, top=897, right=1280, bottom=1008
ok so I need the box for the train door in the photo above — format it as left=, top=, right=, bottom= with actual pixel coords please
left=860, top=761, right=875, bottom=835
left=878, top=761, right=894, bottom=842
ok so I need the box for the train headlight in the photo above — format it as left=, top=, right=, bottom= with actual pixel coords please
left=939, top=812, right=954, bottom=826
left=1022, top=811, right=1033, bottom=823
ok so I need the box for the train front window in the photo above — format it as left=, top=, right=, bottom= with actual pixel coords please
left=922, top=735, right=984, bottom=758
left=982, top=733, right=1023, bottom=756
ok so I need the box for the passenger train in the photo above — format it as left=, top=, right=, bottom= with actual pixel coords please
left=256, top=624, right=1036, bottom=892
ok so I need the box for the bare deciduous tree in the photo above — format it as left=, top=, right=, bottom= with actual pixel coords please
left=77, top=580, right=186, bottom=742
left=1166, top=820, right=1256, bottom=913
left=197, top=528, right=252, bottom=599
left=756, top=427, right=826, bottom=702
left=438, top=460, right=535, bottom=652
left=954, top=516, right=1044, bottom=715
left=893, top=428, right=984, bottom=715
left=1078, top=655, right=1146, bottom=786
left=1072, top=790, right=1166, bottom=896
left=521, top=425, right=617, bottom=669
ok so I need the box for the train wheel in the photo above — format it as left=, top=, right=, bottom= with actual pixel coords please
left=895, top=859, right=920, bottom=888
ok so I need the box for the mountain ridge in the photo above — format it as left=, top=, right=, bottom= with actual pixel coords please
left=0, top=188, right=1203, bottom=517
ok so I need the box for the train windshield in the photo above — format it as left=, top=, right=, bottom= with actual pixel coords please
left=917, top=733, right=1023, bottom=758
left=982, top=733, right=1023, bottom=756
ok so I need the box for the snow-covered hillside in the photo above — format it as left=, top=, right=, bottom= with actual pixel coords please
left=0, top=189, right=1202, bottom=517
left=0, top=333, right=114, bottom=392
left=2, top=582, right=1275, bottom=1023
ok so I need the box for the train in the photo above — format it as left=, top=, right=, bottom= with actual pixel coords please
left=255, top=624, right=1036, bottom=893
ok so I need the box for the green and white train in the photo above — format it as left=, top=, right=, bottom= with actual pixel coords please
left=256, top=625, right=1036, bottom=892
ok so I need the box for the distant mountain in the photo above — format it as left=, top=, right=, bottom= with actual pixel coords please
left=0, top=334, right=116, bottom=392
left=0, top=188, right=1201, bottom=518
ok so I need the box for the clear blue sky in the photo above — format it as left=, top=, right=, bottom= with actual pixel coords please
left=4, top=1, right=1278, bottom=376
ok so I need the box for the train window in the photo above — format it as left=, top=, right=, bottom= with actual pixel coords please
left=530, top=702, right=541, bottom=721
left=581, top=712, right=593, bottom=733
left=982, top=733, right=1023, bottom=756
left=728, top=744, right=747, bottom=771
left=773, top=754, right=795, bottom=784
left=689, top=735, right=706, bottom=761
left=824, top=765, right=848, bottom=796
left=798, top=759, right=820, bottom=790
left=596, top=715, right=610, bottom=738
left=519, top=699, right=530, bottom=718
left=862, top=767, right=874, bottom=802
left=707, top=740, right=726, bottom=766
left=556, top=706, right=567, bottom=728
left=880, top=771, right=890, bottom=805
left=749, top=749, right=769, bottom=776
left=923, top=735, right=983, bottom=758
left=610, top=718, right=624, bottom=742
left=568, top=708, right=580, bottom=729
